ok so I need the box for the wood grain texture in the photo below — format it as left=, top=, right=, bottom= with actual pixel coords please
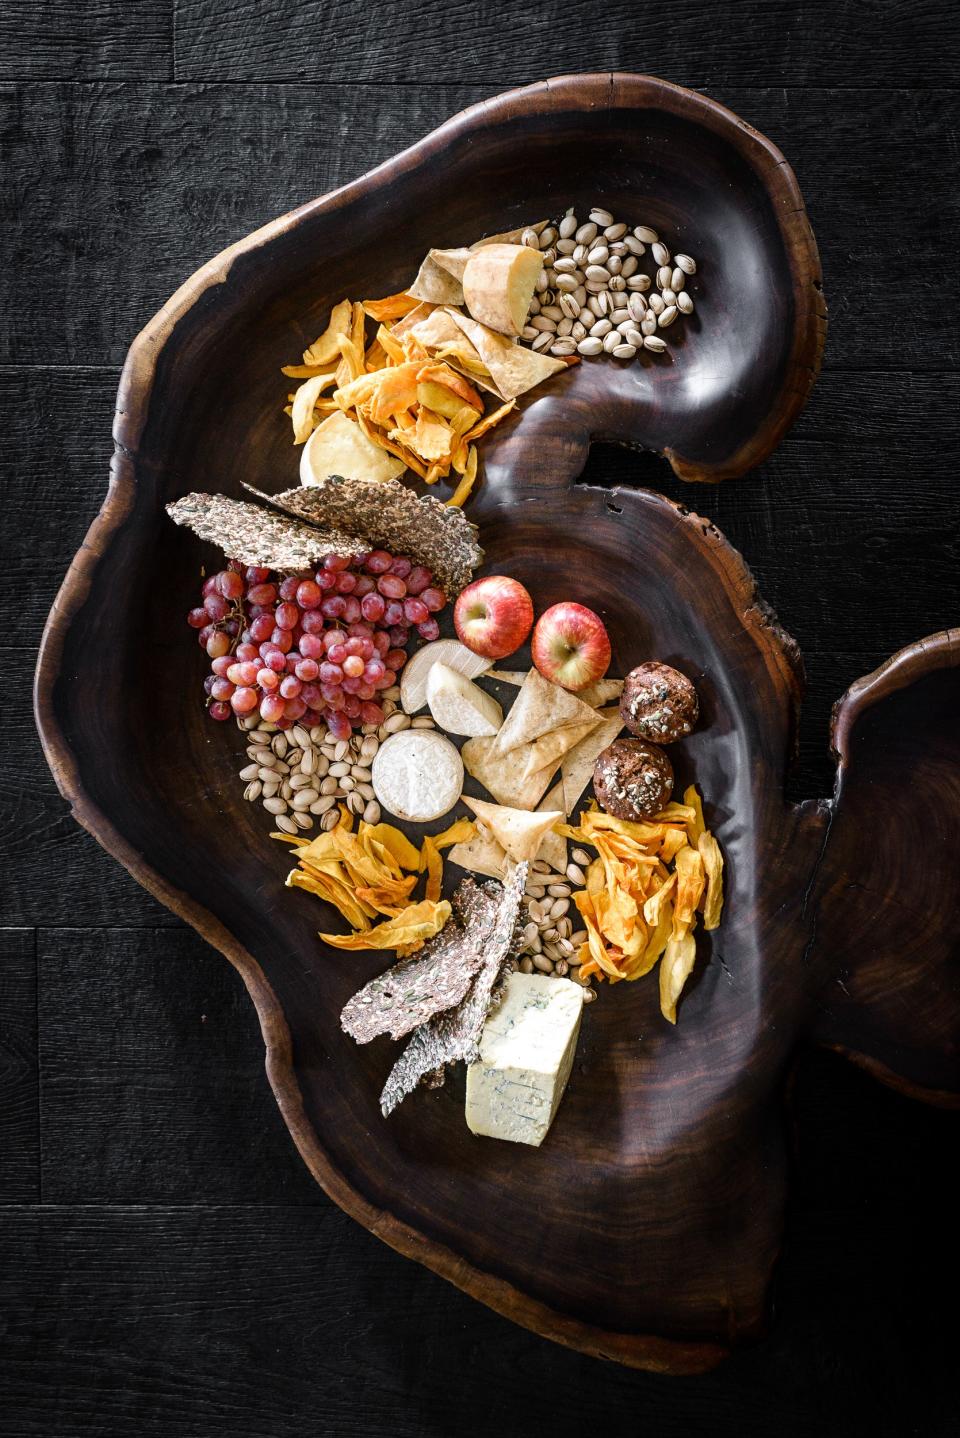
left=36, top=927, right=320, bottom=1203
left=0, top=2, right=172, bottom=81
left=0, top=930, right=38, bottom=1202
left=174, top=1, right=953, bottom=88
left=1, top=1057, right=957, bottom=1438
left=5, top=83, right=956, bottom=371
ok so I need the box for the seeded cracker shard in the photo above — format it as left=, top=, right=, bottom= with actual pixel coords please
left=340, top=917, right=492, bottom=1045
left=165, top=493, right=358, bottom=572
left=242, top=475, right=483, bottom=596
left=379, top=863, right=528, bottom=1117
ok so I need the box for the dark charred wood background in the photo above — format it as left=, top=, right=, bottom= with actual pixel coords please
left=3, top=3, right=958, bottom=1433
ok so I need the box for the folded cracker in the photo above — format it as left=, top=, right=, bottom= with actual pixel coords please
left=493, top=667, right=600, bottom=757
left=486, top=671, right=624, bottom=710
left=463, top=797, right=563, bottom=865
left=166, top=493, right=356, bottom=572
left=461, top=734, right=556, bottom=810
left=560, top=705, right=625, bottom=815
left=519, top=718, right=599, bottom=780
left=538, top=781, right=569, bottom=873
left=446, top=309, right=569, bottom=400
left=447, top=828, right=508, bottom=880
left=242, top=475, right=482, bottom=595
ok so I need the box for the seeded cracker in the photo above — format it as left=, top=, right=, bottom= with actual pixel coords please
left=379, top=863, right=527, bottom=1116
left=341, top=917, right=491, bottom=1044
left=243, top=475, right=483, bottom=595
left=166, top=493, right=357, bottom=572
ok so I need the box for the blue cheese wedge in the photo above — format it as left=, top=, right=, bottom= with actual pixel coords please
left=465, top=972, right=583, bottom=1146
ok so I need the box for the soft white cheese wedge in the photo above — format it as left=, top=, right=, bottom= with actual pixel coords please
left=465, top=972, right=583, bottom=1146
left=427, top=661, right=503, bottom=737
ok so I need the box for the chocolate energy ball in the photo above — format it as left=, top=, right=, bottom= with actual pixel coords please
left=620, top=662, right=699, bottom=744
left=593, top=738, right=674, bottom=822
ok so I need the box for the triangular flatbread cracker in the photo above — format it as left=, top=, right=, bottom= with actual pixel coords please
left=561, top=706, right=625, bottom=815
left=579, top=678, right=624, bottom=708
left=447, top=309, right=568, bottom=400
left=520, top=718, right=600, bottom=779
left=461, top=735, right=556, bottom=811
left=447, top=828, right=508, bottom=880
left=463, top=797, right=564, bottom=865
left=538, top=782, right=569, bottom=874
left=493, top=667, right=600, bottom=757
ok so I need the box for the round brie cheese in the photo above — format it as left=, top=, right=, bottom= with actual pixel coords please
left=371, top=730, right=464, bottom=823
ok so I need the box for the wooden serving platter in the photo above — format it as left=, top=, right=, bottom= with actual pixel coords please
left=35, top=75, right=959, bottom=1372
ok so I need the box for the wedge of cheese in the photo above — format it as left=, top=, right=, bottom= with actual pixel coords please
left=465, top=972, right=583, bottom=1146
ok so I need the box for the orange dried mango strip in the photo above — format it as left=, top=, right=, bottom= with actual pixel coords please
left=418, top=835, right=443, bottom=903
left=320, top=899, right=451, bottom=953
left=362, top=291, right=420, bottom=322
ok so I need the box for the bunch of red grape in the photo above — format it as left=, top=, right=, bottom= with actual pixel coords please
left=186, top=549, right=447, bottom=739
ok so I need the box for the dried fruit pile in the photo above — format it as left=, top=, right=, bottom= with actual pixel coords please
left=186, top=549, right=447, bottom=737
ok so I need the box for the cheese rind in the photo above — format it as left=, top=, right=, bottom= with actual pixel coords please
left=465, top=972, right=583, bottom=1146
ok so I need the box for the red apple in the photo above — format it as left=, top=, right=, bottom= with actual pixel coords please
left=531, top=602, right=611, bottom=691
left=454, top=576, right=534, bottom=659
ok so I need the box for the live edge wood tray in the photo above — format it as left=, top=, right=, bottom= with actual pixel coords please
left=35, top=75, right=960, bottom=1373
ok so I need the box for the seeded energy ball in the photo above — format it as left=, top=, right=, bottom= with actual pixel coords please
left=620, top=662, right=699, bottom=744
left=593, top=738, right=674, bottom=822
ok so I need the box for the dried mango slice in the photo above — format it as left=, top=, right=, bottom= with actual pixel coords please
left=320, top=900, right=452, bottom=953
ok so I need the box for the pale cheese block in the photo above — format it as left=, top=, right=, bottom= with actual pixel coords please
left=426, top=661, right=503, bottom=737
left=400, top=639, right=492, bottom=714
left=300, top=409, right=406, bottom=486
left=461, top=244, right=543, bottom=336
left=466, top=972, right=583, bottom=1146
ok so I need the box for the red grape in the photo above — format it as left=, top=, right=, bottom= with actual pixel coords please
left=387, top=626, right=409, bottom=648
left=316, top=568, right=338, bottom=592
left=201, top=575, right=219, bottom=598
left=389, top=556, right=412, bottom=579
left=364, top=658, right=386, bottom=684
left=260, top=693, right=285, bottom=723
left=278, top=576, right=300, bottom=601
left=301, top=610, right=326, bottom=635
left=257, top=667, right=280, bottom=691
left=284, top=695, right=307, bottom=720
left=320, top=661, right=343, bottom=684
left=210, top=677, right=235, bottom=701
left=360, top=701, right=385, bottom=726
left=208, top=701, right=232, bottom=721
left=347, top=620, right=373, bottom=639
left=342, top=654, right=365, bottom=678
left=299, top=633, right=324, bottom=659
left=405, top=566, right=432, bottom=595
left=295, top=658, right=319, bottom=681
left=275, top=601, right=299, bottom=630
left=364, top=549, right=392, bottom=574
left=203, top=674, right=217, bottom=696
left=421, top=586, right=446, bottom=612
left=344, top=636, right=364, bottom=657
left=342, top=597, right=361, bottom=623
left=327, top=641, right=348, bottom=665
left=231, top=686, right=258, bottom=714
left=247, top=582, right=277, bottom=606
left=385, top=648, right=407, bottom=671
left=249, top=613, right=274, bottom=643
left=270, top=628, right=293, bottom=653
left=235, top=642, right=259, bottom=663
left=361, top=592, right=385, bottom=622
left=335, top=571, right=357, bottom=594
left=372, top=631, right=390, bottom=657
left=206, top=631, right=230, bottom=659
left=320, top=595, right=347, bottom=620
left=211, top=655, right=233, bottom=677
left=377, top=573, right=407, bottom=600
left=403, top=597, right=429, bottom=625
left=245, top=566, right=271, bottom=584
left=417, top=617, right=440, bottom=641
left=280, top=675, right=302, bottom=699
left=262, top=646, right=287, bottom=672
left=296, top=579, right=322, bottom=609
left=187, top=607, right=208, bottom=629
left=323, top=553, right=351, bottom=572
left=300, top=683, right=322, bottom=709
left=204, top=592, right=229, bottom=621
left=222, top=619, right=240, bottom=638
left=327, top=711, right=352, bottom=740
left=382, top=599, right=405, bottom=628
left=342, top=695, right=362, bottom=719
left=218, top=570, right=244, bottom=600
left=354, top=574, right=376, bottom=597
left=342, top=676, right=362, bottom=695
